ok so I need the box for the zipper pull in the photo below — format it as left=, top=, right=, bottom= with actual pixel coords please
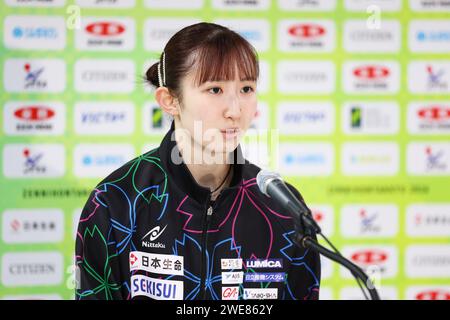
left=207, top=206, right=213, bottom=216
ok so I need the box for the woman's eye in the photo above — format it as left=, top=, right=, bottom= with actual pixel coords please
left=208, top=87, right=222, bottom=94
left=241, top=86, right=254, bottom=93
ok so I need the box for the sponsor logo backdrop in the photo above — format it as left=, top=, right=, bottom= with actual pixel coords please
left=0, top=0, right=449, bottom=300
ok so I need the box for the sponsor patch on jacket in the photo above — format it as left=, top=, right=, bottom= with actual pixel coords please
left=129, top=251, right=183, bottom=276
left=131, top=274, right=183, bottom=300
left=243, top=288, right=278, bottom=300
left=222, top=287, right=239, bottom=300
left=221, top=258, right=243, bottom=270
left=221, top=271, right=244, bottom=284
left=245, top=259, right=283, bottom=269
left=244, top=272, right=286, bottom=283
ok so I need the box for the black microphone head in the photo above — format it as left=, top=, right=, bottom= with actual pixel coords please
left=256, top=169, right=282, bottom=197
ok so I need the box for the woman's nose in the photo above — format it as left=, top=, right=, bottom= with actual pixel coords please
left=224, top=94, right=241, bottom=118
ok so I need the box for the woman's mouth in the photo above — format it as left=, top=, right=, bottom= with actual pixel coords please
left=220, top=128, right=240, bottom=139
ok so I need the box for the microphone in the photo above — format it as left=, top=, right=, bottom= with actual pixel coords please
left=256, top=169, right=321, bottom=234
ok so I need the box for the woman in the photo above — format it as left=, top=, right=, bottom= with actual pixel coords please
left=75, top=22, right=320, bottom=300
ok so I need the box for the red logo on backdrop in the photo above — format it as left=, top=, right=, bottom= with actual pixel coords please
left=353, top=66, right=390, bottom=80
left=288, top=24, right=325, bottom=38
left=14, top=106, right=55, bottom=121
left=86, top=22, right=125, bottom=36
left=312, top=210, right=324, bottom=223
left=130, top=253, right=138, bottom=266
left=351, top=250, right=387, bottom=265
left=418, top=106, right=450, bottom=121
left=223, top=287, right=239, bottom=298
left=416, top=290, right=450, bottom=300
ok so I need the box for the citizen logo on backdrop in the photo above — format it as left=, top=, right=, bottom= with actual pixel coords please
left=2, top=209, right=64, bottom=244
left=75, top=59, right=135, bottom=93
left=214, top=19, right=270, bottom=52
left=409, top=20, right=450, bottom=53
left=406, top=245, right=450, bottom=278
left=343, top=61, right=399, bottom=94
left=278, top=20, right=335, bottom=52
left=407, top=103, right=450, bottom=134
left=3, top=59, right=66, bottom=93
left=342, top=246, right=397, bottom=278
left=4, top=102, right=65, bottom=136
left=406, top=204, right=450, bottom=237
left=344, top=20, right=401, bottom=53
left=144, top=18, right=200, bottom=51
left=4, top=15, right=65, bottom=50
left=277, top=61, right=335, bottom=94
left=1, top=252, right=63, bottom=287
left=76, top=18, right=135, bottom=51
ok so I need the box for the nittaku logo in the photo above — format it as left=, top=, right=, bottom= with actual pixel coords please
left=24, top=63, right=47, bottom=89
left=425, top=146, right=447, bottom=171
left=359, top=209, right=381, bottom=233
left=142, top=225, right=167, bottom=249
left=427, top=65, right=448, bottom=90
left=23, top=148, right=45, bottom=174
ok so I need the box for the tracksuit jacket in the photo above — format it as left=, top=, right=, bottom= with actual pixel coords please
left=75, top=122, right=321, bottom=300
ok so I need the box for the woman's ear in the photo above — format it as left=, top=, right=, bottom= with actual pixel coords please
left=155, top=87, right=180, bottom=116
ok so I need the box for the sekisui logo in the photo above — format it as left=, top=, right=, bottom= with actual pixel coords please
left=278, top=20, right=335, bottom=52
left=4, top=102, right=65, bottom=136
left=131, top=274, right=183, bottom=300
left=141, top=225, right=167, bottom=249
left=76, top=18, right=135, bottom=51
left=343, top=61, right=399, bottom=94
left=222, top=287, right=239, bottom=300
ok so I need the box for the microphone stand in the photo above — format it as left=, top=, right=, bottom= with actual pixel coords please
left=293, top=213, right=381, bottom=301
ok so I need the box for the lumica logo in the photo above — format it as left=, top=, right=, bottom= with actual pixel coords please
left=142, top=225, right=167, bottom=249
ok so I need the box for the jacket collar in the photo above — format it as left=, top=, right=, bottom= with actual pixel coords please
left=159, top=121, right=246, bottom=204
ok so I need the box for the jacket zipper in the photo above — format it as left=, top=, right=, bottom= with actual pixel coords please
left=200, top=195, right=216, bottom=300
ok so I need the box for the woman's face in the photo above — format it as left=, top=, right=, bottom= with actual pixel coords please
left=175, top=66, right=258, bottom=158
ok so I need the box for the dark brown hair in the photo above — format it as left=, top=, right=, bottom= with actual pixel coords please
left=145, top=22, right=259, bottom=101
